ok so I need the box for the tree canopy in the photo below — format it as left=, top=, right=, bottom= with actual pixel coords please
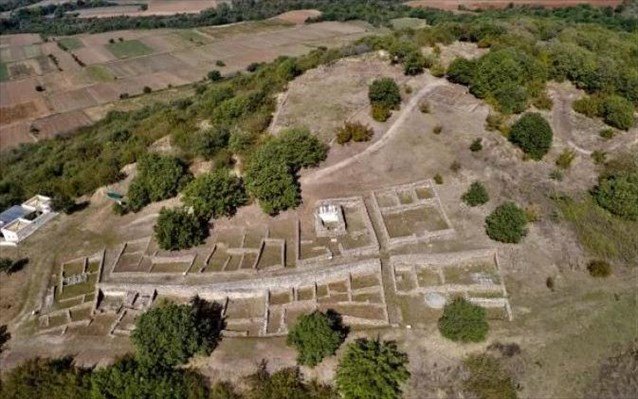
left=182, top=170, right=247, bottom=219
left=287, top=311, right=346, bottom=367
left=368, top=78, right=401, bottom=110
left=153, top=207, right=207, bottom=250
left=131, top=297, right=222, bottom=369
left=508, top=113, right=553, bottom=160
left=485, top=202, right=528, bottom=243
left=336, top=338, right=410, bottom=399
left=462, top=181, right=490, bottom=207
left=438, top=298, right=489, bottom=343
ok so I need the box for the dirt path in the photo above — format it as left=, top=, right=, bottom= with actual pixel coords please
left=300, top=78, right=447, bottom=184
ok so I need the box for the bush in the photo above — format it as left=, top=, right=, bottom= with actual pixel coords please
left=438, top=298, right=489, bottom=343
left=485, top=113, right=509, bottom=135
left=447, top=57, right=475, bottom=86
left=336, top=339, right=410, bottom=399
left=432, top=124, right=443, bottom=134
left=601, top=95, right=634, bottom=130
left=127, top=154, right=191, bottom=212
left=509, top=113, right=553, bottom=160
left=181, top=170, right=247, bottom=219
left=403, top=51, right=425, bottom=75
left=430, top=62, right=446, bottom=77
left=599, top=128, right=615, bottom=139
left=287, top=311, right=346, bottom=367
left=131, top=297, right=222, bottom=369
left=434, top=173, right=443, bottom=184
left=485, top=202, right=528, bottom=243
left=462, top=182, right=489, bottom=207
left=549, top=169, right=564, bottom=181
left=143, top=86, right=152, bottom=94
left=470, top=138, right=483, bottom=152
left=591, top=150, right=607, bottom=165
left=368, top=78, right=401, bottom=110
left=573, top=95, right=602, bottom=118
left=419, top=100, right=430, bottom=113
left=555, top=148, right=576, bottom=169
left=194, top=126, right=230, bottom=159
left=371, top=103, right=391, bottom=122
left=335, top=121, right=374, bottom=144
left=587, top=260, right=612, bottom=277
left=533, top=91, right=553, bottom=110
left=244, top=362, right=337, bottom=399
left=593, top=169, right=638, bottom=221
left=207, top=70, right=222, bottom=81
left=228, top=129, right=254, bottom=154
left=462, top=354, right=517, bottom=399
left=153, top=207, right=207, bottom=251
left=215, top=60, right=225, bottom=67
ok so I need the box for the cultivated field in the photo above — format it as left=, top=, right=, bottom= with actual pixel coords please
left=406, top=0, right=624, bottom=10
left=0, top=19, right=373, bottom=149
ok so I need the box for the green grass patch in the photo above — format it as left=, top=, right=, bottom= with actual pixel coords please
left=554, top=195, right=638, bottom=265
left=0, top=63, right=8, bottom=81
left=106, top=40, right=153, bottom=59
left=23, top=44, right=41, bottom=59
left=58, top=37, right=84, bottom=51
left=174, top=29, right=209, bottom=45
left=86, top=65, right=115, bottom=82
left=390, top=17, right=427, bottom=30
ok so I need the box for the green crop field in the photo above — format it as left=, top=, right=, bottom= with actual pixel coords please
left=58, top=37, right=84, bottom=51
left=106, top=40, right=153, bottom=59
left=0, top=63, right=8, bottom=81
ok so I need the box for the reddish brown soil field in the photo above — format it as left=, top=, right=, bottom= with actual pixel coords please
left=406, top=0, right=623, bottom=10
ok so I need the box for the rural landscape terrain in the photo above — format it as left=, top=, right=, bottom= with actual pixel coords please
left=0, top=1, right=636, bottom=399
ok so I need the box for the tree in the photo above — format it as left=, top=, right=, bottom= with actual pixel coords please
left=593, top=169, right=638, bottom=221
left=182, top=170, right=247, bottom=219
left=127, top=154, right=191, bottom=212
left=485, top=202, right=528, bottom=243
left=336, top=338, right=410, bottom=399
left=0, top=357, right=90, bottom=399
left=131, top=297, right=222, bottom=369
left=368, top=78, right=401, bottom=110
left=587, top=260, right=612, bottom=277
left=462, top=354, right=517, bottom=399
left=462, top=182, right=489, bottom=207
left=153, top=207, right=207, bottom=250
left=275, top=128, right=328, bottom=171
left=244, top=159, right=299, bottom=215
left=208, top=70, right=222, bottom=81
left=438, top=298, right=489, bottom=343
left=508, top=113, right=553, bottom=160
left=90, top=356, right=208, bottom=399
left=287, top=311, right=346, bottom=367
left=403, top=51, right=425, bottom=76
left=195, top=126, right=230, bottom=159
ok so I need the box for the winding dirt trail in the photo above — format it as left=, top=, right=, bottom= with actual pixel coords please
left=301, top=79, right=447, bottom=184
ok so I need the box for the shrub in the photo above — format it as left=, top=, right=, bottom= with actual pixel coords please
left=432, top=124, right=443, bottom=134
left=207, top=70, right=222, bottom=81
left=587, top=260, right=612, bottom=277
left=555, top=148, right=576, bottom=169
left=368, top=78, right=401, bottom=110
left=336, top=121, right=373, bottom=144
left=594, top=170, right=638, bottom=221
left=246, top=62, right=262, bottom=72
left=485, top=202, right=528, bottom=243
left=228, top=129, right=254, bottom=154
left=462, top=182, right=489, bottom=207
left=336, top=339, right=410, bottom=399
left=485, top=113, right=509, bottom=135
left=403, top=51, right=425, bottom=75
left=546, top=276, right=555, bottom=291
left=470, top=138, right=483, bottom=152
left=419, top=100, right=430, bottom=113
left=194, top=126, right=230, bottom=159
left=127, top=154, right=191, bottom=212
left=462, top=354, right=517, bottom=399
left=447, top=57, right=475, bottom=86
left=509, top=113, right=553, bottom=160
left=244, top=362, right=337, bottom=399
left=599, top=128, right=615, bottom=139
left=549, top=169, right=564, bottom=181
left=438, top=298, right=489, bottom=343
left=287, top=311, right=346, bottom=367
left=143, top=86, right=152, bottom=94
left=371, top=103, right=391, bottom=122
left=430, top=62, right=445, bottom=77
left=591, top=150, right=607, bottom=165
left=153, top=207, right=207, bottom=251
left=533, top=91, right=553, bottom=110
left=434, top=173, right=443, bottom=184
left=573, top=96, right=602, bottom=117
left=181, top=170, right=247, bottom=219
left=131, top=297, right=222, bottom=369
left=450, top=160, right=461, bottom=173
left=215, top=60, right=225, bottom=67
left=601, top=95, right=634, bottom=130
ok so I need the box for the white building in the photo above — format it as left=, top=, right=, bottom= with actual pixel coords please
left=0, top=195, right=57, bottom=244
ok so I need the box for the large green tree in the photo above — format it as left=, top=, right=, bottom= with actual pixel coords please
left=182, top=170, right=247, bottom=219
left=368, top=78, right=401, bottom=110
left=153, top=207, right=207, bottom=250
left=127, top=154, right=191, bottom=212
left=508, top=113, right=553, bottom=160
left=438, top=298, right=489, bottom=343
left=336, top=338, right=410, bottom=399
left=287, top=311, right=346, bottom=367
left=131, top=297, right=222, bottom=369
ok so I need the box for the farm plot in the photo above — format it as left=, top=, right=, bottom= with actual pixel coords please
left=391, top=248, right=512, bottom=326
left=372, top=180, right=455, bottom=249
left=106, top=40, right=154, bottom=59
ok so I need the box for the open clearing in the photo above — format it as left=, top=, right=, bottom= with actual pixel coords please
left=0, top=19, right=374, bottom=149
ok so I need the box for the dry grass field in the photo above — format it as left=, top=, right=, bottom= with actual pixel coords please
left=406, top=0, right=624, bottom=10
left=0, top=19, right=373, bottom=149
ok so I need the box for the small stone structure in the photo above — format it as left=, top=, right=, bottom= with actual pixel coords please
left=0, top=194, right=57, bottom=244
left=314, top=203, right=346, bottom=237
